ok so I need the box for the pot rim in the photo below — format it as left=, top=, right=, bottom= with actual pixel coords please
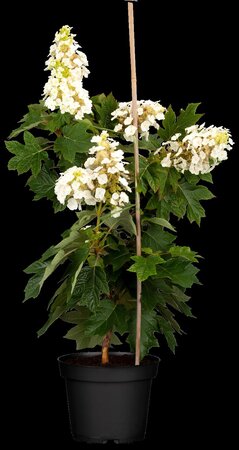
left=58, top=351, right=160, bottom=369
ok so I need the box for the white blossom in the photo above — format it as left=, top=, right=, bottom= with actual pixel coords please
left=111, top=99, right=166, bottom=141
left=84, top=157, right=95, bottom=168
left=161, top=153, right=172, bottom=168
left=114, top=124, right=123, bottom=132
left=67, top=198, right=78, bottom=210
left=155, top=124, right=234, bottom=174
left=43, top=25, right=92, bottom=120
left=55, top=132, right=131, bottom=214
left=95, top=187, right=106, bottom=201
left=119, top=192, right=129, bottom=205
left=97, top=173, right=108, bottom=185
left=111, top=207, right=122, bottom=218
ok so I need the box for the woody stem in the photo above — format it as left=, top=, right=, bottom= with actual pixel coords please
left=101, top=331, right=112, bottom=365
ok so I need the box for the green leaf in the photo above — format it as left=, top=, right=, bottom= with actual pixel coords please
left=179, top=182, right=214, bottom=225
left=125, top=136, right=163, bottom=153
left=8, top=103, right=48, bottom=138
left=62, top=307, right=90, bottom=324
left=157, top=303, right=183, bottom=333
left=102, top=208, right=136, bottom=236
left=171, top=285, right=191, bottom=303
left=95, top=92, right=118, bottom=129
left=184, top=170, right=213, bottom=186
left=156, top=258, right=199, bottom=288
left=91, top=93, right=106, bottom=106
left=140, top=135, right=163, bottom=152
left=37, top=305, right=66, bottom=337
left=105, top=246, right=131, bottom=272
left=24, top=261, right=49, bottom=274
left=164, top=189, right=187, bottom=219
left=145, top=217, right=175, bottom=232
left=175, top=301, right=194, bottom=317
left=65, top=324, right=103, bottom=349
left=55, top=228, right=89, bottom=251
left=168, top=168, right=181, bottom=191
left=157, top=316, right=177, bottom=353
left=142, top=279, right=165, bottom=310
left=158, top=106, right=176, bottom=141
left=184, top=172, right=200, bottom=185
left=69, top=266, right=109, bottom=311
left=138, top=176, right=148, bottom=195
left=28, top=164, right=57, bottom=201
left=24, top=249, right=69, bottom=302
left=62, top=307, right=103, bottom=349
left=47, top=279, right=69, bottom=312
left=68, top=245, right=91, bottom=294
left=145, top=193, right=159, bottom=210
left=127, top=309, right=159, bottom=359
left=176, top=103, right=203, bottom=133
left=142, top=223, right=176, bottom=252
left=24, top=269, right=45, bottom=301
left=158, top=103, right=203, bottom=141
left=128, top=255, right=165, bottom=282
left=44, top=111, right=71, bottom=132
left=40, top=250, right=67, bottom=289
left=85, top=301, right=128, bottom=336
left=142, top=278, right=189, bottom=314
left=38, top=250, right=93, bottom=336
left=156, top=199, right=171, bottom=221
left=37, top=279, right=70, bottom=336
left=54, top=122, right=92, bottom=162
left=199, top=172, right=213, bottom=183
left=169, top=246, right=200, bottom=262
left=53, top=200, right=66, bottom=213
left=145, top=163, right=168, bottom=193
left=23, top=229, right=89, bottom=302
left=75, top=210, right=97, bottom=229
left=6, top=131, right=48, bottom=176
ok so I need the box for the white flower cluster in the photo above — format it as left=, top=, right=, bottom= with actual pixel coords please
left=55, top=131, right=131, bottom=217
left=43, top=25, right=92, bottom=120
left=111, top=100, right=166, bottom=141
left=156, top=124, right=234, bottom=175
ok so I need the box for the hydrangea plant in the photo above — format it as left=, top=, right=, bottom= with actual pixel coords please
left=5, top=25, right=233, bottom=364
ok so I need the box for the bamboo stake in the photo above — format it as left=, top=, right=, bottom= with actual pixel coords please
left=127, top=0, right=142, bottom=366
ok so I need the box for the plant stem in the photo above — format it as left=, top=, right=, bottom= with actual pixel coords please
left=96, top=202, right=103, bottom=233
left=127, top=1, right=142, bottom=366
left=95, top=203, right=113, bottom=365
left=94, top=125, right=118, bottom=134
left=101, top=331, right=112, bottom=365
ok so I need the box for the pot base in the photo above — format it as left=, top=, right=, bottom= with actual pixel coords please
left=72, top=434, right=144, bottom=444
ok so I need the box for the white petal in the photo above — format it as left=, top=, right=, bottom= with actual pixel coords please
left=124, top=116, right=133, bottom=125
left=67, top=198, right=78, bottom=210
left=111, top=207, right=122, bottom=218
left=114, top=124, right=123, bottom=132
left=97, top=173, right=108, bottom=185
left=124, top=125, right=137, bottom=137
left=95, top=187, right=106, bottom=201
left=84, top=157, right=96, bottom=168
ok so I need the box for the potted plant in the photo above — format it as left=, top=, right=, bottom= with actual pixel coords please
left=5, top=9, right=233, bottom=444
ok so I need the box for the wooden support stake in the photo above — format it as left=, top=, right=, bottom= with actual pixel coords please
left=127, top=1, right=142, bottom=366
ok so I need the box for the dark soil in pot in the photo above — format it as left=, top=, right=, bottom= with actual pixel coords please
left=64, top=353, right=154, bottom=367
left=58, top=352, right=159, bottom=444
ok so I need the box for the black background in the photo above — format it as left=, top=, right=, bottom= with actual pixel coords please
left=2, top=0, right=237, bottom=447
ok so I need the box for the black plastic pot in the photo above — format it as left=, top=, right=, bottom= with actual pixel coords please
left=58, top=352, right=159, bottom=443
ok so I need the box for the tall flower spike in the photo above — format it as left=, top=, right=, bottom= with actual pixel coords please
left=43, top=25, right=92, bottom=120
